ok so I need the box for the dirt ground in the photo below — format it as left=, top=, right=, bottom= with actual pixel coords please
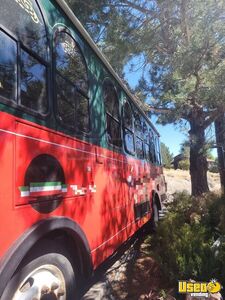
left=164, top=168, right=220, bottom=194
left=82, top=232, right=174, bottom=300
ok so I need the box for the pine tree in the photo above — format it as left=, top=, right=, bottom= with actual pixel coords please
left=65, top=0, right=225, bottom=195
left=161, top=142, right=173, bottom=168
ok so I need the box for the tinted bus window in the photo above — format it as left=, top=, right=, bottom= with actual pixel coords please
left=0, top=0, right=47, bottom=59
left=143, top=122, right=148, bottom=143
left=134, top=114, right=143, bottom=138
left=55, top=32, right=88, bottom=93
left=136, top=137, right=144, bottom=159
left=56, top=76, right=75, bottom=127
left=144, top=141, right=150, bottom=162
left=134, top=111, right=144, bottom=159
left=149, top=129, right=155, bottom=163
left=124, top=101, right=133, bottom=130
left=0, top=30, right=17, bottom=101
left=103, top=80, right=121, bottom=147
left=55, top=31, right=89, bottom=132
left=21, top=50, right=47, bottom=113
left=155, top=136, right=161, bottom=165
left=123, top=101, right=135, bottom=154
left=0, top=1, right=48, bottom=114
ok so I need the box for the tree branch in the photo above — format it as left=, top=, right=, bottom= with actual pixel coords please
left=147, top=106, right=174, bottom=114
left=119, top=0, right=156, bottom=15
left=203, top=107, right=225, bottom=129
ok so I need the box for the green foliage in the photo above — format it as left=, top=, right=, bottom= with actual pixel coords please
left=148, top=192, right=225, bottom=290
left=64, top=0, right=135, bottom=75
left=65, top=0, right=225, bottom=194
left=178, top=140, right=218, bottom=171
left=178, top=159, right=190, bottom=170
left=208, top=159, right=219, bottom=173
left=160, top=142, right=173, bottom=168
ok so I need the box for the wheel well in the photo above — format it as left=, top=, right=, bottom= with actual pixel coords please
left=24, top=229, right=92, bottom=284
left=0, top=217, right=93, bottom=298
left=152, top=191, right=162, bottom=211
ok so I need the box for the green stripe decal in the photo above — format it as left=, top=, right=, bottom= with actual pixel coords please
left=30, top=182, right=62, bottom=187
left=19, top=186, right=29, bottom=191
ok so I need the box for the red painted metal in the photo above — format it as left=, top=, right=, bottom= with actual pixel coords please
left=0, top=111, right=165, bottom=268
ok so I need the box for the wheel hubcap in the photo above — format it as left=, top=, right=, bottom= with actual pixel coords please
left=12, top=265, right=66, bottom=300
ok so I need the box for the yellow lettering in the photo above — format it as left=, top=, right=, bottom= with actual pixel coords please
left=178, top=281, right=187, bottom=293
left=187, top=282, right=194, bottom=293
left=194, top=283, right=201, bottom=292
left=201, top=283, right=208, bottom=292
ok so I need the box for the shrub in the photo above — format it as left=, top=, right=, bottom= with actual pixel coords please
left=148, top=192, right=225, bottom=296
left=178, top=159, right=190, bottom=170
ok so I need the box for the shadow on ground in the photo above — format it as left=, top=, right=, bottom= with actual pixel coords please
left=81, top=224, right=175, bottom=300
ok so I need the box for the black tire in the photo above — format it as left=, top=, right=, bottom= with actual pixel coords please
left=1, top=241, right=77, bottom=300
left=148, top=200, right=159, bottom=233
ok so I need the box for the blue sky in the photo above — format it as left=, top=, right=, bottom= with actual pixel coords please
left=124, top=61, right=186, bottom=156
left=124, top=61, right=217, bottom=158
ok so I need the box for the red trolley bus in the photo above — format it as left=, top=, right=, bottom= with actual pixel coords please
left=0, top=0, right=167, bottom=298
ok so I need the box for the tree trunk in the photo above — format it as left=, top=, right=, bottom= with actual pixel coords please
left=189, top=119, right=209, bottom=196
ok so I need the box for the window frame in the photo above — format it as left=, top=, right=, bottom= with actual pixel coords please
left=122, top=99, right=135, bottom=155
left=18, top=43, right=49, bottom=115
left=155, top=135, right=162, bottom=165
left=149, top=128, right=156, bottom=164
left=54, top=27, right=91, bottom=135
left=103, top=78, right=122, bottom=148
left=134, top=109, right=144, bottom=160
left=0, top=0, right=50, bottom=118
left=0, top=28, right=18, bottom=105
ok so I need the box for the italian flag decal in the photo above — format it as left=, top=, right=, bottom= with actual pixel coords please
left=19, top=182, right=67, bottom=197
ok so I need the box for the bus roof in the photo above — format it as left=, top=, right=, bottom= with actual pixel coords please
left=55, top=0, right=160, bottom=137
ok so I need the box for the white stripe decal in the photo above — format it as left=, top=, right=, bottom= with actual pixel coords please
left=70, top=185, right=96, bottom=195
left=30, top=185, right=62, bottom=192
left=20, top=184, right=96, bottom=197
left=91, top=220, right=136, bottom=253
left=21, top=191, right=30, bottom=197
left=0, top=128, right=126, bottom=164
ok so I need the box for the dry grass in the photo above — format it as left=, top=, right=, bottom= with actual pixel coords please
left=164, top=168, right=221, bottom=194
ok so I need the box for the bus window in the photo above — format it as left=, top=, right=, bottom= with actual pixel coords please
left=143, top=121, right=150, bottom=161
left=103, top=80, right=121, bottom=147
left=0, top=30, right=17, bottom=102
left=20, top=49, right=47, bottom=114
left=0, top=0, right=48, bottom=113
left=136, top=137, right=144, bottom=159
left=155, top=136, right=161, bottom=165
left=149, top=129, right=155, bottom=163
left=143, top=121, right=148, bottom=143
left=134, top=113, right=143, bottom=139
left=56, top=76, right=75, bottom=127
left=0, top=0, right=47, bottom=60
left=123, top=101, right=135, bottom=154
left=55, top=31, right=89, bottom=132
left=134, top=112, right=144, bottom=159
left=144, top=142, right=150, bottom=161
